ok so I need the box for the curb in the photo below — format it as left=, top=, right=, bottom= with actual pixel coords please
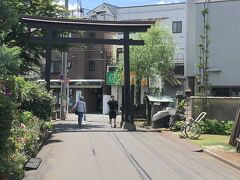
left=38, top=131, right=53, bottom=150
left=204, top=149, right=240, bottom=171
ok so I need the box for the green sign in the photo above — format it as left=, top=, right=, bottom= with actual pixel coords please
left=106, top=72, right=122, bottom=85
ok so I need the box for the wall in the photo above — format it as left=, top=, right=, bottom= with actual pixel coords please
left=186, top=0, right=240, bottom=88
left=190, top=97, right=240, bottom=121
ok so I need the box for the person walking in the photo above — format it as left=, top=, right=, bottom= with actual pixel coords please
left=71, top=96, right=87, bottom=127
left=107, top=95, right=118, bottom=128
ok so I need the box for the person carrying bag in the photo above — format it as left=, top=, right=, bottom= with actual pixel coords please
left=71, top=96, right=87, bottom=127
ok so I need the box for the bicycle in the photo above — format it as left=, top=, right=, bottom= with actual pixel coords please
left=180, top=112, right=207, bottom=139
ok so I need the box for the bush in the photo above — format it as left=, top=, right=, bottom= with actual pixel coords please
left=14, top=111, right=41, bottom=158
left=40, top=121, right=53, bottom=132
left=0, top=77, right=54, bottom=179
left=0, top=149, right=26, bottom=180
left=174, top=121, right=184, bottom=131
left=200, top=119, right=234, bottom=135
left=0, top=111, right=42, bottom=179
left=14, top=77, right=55, bottom=121
left=171, top=119, right=234, bottom=135
left=224, top=121, right=234, bottom=135
left=0, top=93, right=16, bottom=150
left=177, top=100, right=185, bottom=114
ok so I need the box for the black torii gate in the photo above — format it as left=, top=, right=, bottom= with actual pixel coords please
left=21, top=16, right=154, bottom=130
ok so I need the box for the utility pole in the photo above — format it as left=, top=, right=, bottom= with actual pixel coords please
left=60, top=0, right=68, bottom=120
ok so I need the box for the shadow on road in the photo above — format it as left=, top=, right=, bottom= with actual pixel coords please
left=44, top=139, right=63, bottom=145
left=53, top=122, right=129, bottom=133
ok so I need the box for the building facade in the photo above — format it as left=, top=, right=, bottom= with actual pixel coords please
left=41, top=30, right=113, bottom=113
left=186, top=0, right=240, bottom=96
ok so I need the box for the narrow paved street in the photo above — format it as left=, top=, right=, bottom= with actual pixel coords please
left=24, top=114, right=240, bottom=180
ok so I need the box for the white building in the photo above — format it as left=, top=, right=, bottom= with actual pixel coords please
left=186, top=0, right=240, bottom=96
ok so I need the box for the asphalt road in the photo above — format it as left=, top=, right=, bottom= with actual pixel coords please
left=24, top=114, right=240, bottom=180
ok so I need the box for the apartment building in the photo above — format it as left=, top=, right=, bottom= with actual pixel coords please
left=41, top=31, right=113, bottom=113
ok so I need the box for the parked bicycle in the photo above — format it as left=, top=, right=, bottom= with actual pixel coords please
left=180, top=112, right=207, bottom=139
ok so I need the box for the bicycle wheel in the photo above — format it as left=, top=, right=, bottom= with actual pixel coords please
left=180, top=121, right=187, bottom=137
left=185, top=123, right=202, bottom=139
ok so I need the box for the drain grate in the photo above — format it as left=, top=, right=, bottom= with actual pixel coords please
left=25, top=158, right=42, bottom=170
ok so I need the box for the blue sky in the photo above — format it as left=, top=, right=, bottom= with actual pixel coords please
left=60, top=0, right=185, bottom=10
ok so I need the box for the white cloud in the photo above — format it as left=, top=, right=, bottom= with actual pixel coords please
left=157, top=0, right=182, bottom=4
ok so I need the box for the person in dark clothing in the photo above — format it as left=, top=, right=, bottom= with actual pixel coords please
left=107, top=95, right=118, bottom=128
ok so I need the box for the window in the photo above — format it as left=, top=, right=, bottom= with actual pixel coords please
left=51, top=61, right=61, bottom=73
left=89, top=61, right=95, bottom=71
left=172, top=21, right=182, bottom=33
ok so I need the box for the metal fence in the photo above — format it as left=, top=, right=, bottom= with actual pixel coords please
left=189, top=96, right=240, bottom=121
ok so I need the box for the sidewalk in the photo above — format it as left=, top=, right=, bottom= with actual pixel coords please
left=204, top=149, right=240, bottom=170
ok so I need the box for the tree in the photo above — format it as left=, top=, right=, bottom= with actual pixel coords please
left=117, top=24, right=175, bottom=104
left=0, top=45, right=22, bottom=77
left=0, top=0, right=18, bottom=43
left=1, top=0, right=65, bottom=74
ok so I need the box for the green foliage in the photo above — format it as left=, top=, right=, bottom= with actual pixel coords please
left=116, top=24, right=175, bottom=101
left=177, top=99, right=186, bottom=114
left=196, top=3, right=210, bottom=99
left=172, top=119, right=234, bottom=135
left=0, top=45, right=22, bottom=77
left=0, top=93, right=16, bottom=150
left=0, top=110, right=46, bottom=179
left=224, top=121, right=234, bottom=135
left=200, top=119, right=234, bottom=135
left=15, top=111, right=41, bottom=157
left=0, top=0, right=18, bottom=42
left=0, top=149, right=26, bottom=179
left=0, top=76, right=54, bottom=179
left=0, top=94, right=26, bottom=179
left=117, top=24, right=175, bottom=78
left=130, top=24, right=175, bottom=80
left=174, top=121, right=185, bottom=131
left=2, top=0, right=66, bottom=74
left=14, top=77, right=55, bottom=121
left=41, top=121, right=53, bottom=132
left=202, top=8, right=209, bottom=15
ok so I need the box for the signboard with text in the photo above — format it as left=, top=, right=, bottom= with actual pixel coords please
left=106, top=72, right=122, bottom=85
